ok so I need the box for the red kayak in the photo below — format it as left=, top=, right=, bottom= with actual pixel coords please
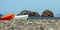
left=0, top=14, right=15, bottom=21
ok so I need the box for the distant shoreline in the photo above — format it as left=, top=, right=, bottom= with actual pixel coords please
left=28, top=17, right=60, bottom=19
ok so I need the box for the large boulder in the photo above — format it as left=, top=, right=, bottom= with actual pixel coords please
left=32, top=12, right=40, bottom=17
left=17, top=10, right=40, bottom=17
left=41, top=10, right=54, bottom=17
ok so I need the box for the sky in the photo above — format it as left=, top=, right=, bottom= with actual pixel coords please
left=0, top=0, right=60, bottom=17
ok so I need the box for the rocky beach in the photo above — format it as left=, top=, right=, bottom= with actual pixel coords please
left=1, top=0, right=60, bottom=30
left=0, top=19, right=60, bottom=30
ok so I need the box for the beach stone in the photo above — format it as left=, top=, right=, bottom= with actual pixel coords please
left=0, top=26, right=1, bottom=29
left=26, top=21, right=33, bottom=25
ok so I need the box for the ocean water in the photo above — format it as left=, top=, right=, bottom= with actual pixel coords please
left=28, top=17, right=60, bottom=19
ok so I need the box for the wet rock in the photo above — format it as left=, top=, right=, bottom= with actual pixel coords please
left=17, top=10, right=40, bottom=17
left=41, top=10, right=54, bottom=17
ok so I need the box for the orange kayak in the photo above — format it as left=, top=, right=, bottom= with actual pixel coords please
left=0, top=14, right=15, bottom=21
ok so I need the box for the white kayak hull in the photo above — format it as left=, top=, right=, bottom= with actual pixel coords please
left=13, top=15, right=28, bottom=20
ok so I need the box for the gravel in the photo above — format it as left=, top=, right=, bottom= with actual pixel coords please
left=0, top=19, right=60, bottom=30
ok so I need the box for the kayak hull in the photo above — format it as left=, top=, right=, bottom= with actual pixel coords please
left=13, top=15, right=28, bottom=20
left=0, top=14, right=28, bottom=21
left=0, top=14, right=14, bottom=20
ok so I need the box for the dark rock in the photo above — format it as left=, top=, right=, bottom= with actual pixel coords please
left=17, top=10, right=40, bottom=17
left=41, top=10, right=54, bottom=17
left=32, top=12, right=40, bottom=17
